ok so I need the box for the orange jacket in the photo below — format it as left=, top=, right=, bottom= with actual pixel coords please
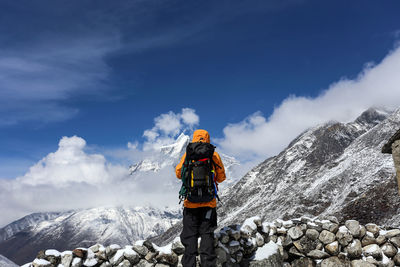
left=175, top=129, right=226, bottom=208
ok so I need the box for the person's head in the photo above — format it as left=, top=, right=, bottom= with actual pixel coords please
left=192, top=129, right=210, bottom=143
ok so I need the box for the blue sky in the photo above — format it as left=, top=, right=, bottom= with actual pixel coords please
left=1, top=0, right=400, bottom=179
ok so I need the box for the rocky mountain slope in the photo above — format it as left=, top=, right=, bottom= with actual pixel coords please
left=153, top=108, right=400, bottom=245
left=0, top=207, right=181, bottom=265
left=217, top=108, right=398, bottom=227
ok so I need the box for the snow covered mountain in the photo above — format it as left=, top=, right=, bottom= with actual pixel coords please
left=0, top=255, right=18, bottom=267
left=0, top=206, right=181, bottom=265
left=152, top=107, right=400, bottom=245
left=129, top=133, right=241, bottom=190
left=218, top=107, right=398, bottom=227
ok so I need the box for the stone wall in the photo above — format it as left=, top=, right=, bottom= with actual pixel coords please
left=23, top=216, right=400, bottom=267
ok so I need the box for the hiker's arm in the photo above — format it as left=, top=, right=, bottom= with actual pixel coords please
left=175, top=152, right=186, bottom=179
left=213, top=152, right=226, bottom=183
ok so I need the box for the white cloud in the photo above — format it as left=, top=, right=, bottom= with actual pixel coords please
left=181, top=108, right=200, bottom=126
left=0, top=135, right=181, bottom=227
left=17, top=136, right=126, bottom=187
left=217, top=45, right=400, bottom=162
left=142, top=108, right=199, bottom=151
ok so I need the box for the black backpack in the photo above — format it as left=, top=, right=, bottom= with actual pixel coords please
left=179, top=142, right=220, bottom=203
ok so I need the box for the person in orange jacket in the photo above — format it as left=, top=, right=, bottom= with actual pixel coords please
left=176, top=129, right=226, bottom=267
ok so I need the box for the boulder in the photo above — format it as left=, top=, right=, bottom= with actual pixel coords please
left=345, top=220, right=360, bottom=237
left=291, top=257, right=315, bottom=267
left=155, top=253, right=179, bottom=265
left=336, top=226, right=353, bottom=246
left=381, top=242, right=397, bottom=258
left=345, top=239, right=362, bottom=259
left=293, top=236, right=318, bottom=254
left=324, top=241, right=340, bottom=256
left=362, top=244, right=382, bottom=259
left=319, top=230, right=336, bottom=245
left=306, top=249, right=330, bottom=259
left=350, top=259, right=375, bottom=267
left=320, top=256, right=347, bottom=267
left=365, top=224, right=380, bottom=236
left=288, top=226, right=304, bottom=240
left=305, top=229, right=319, bottom=241
left=132, top=245, right=149, bottom=257
left=172, top=239, right=185, bottom=255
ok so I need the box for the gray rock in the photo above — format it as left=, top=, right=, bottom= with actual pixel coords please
left=365, top=224, right=380, bottom=236
left=99, top=262, right=111, bottom=267
left=350, top=259, right=375, bottom=267
left=389, top=236, right=400, bottom=247
left=155, top=253, right=178, bottom=265
left=61, top=252, right=73, bottom=267
left=307, top=249, right=330, bottom=259
left=384, top=229, right=400, bottom=238
left=291, top=257, right=315, bottom=267
left=282, top=235, right=293, bottom=248
left=118, top=259, right=131, bottom=267
left=319, top=230, right=336, bottom=245
left=288, top=246, right=304, bottom=257
left=306, top=229, right=320, bottom=241
left=228, top=240, right=241, bottom=254
left=216, top=247, right=228, bottom=265
left=393, top=253, right=400, bottom=265
left=293, top=236, right=318, bottom=254
left=381, top=242, right=397, bottom=258
left=362, top=244, right=382, bottom=259
left=144, top=252, right=158, bottom=264
left=359, top=225, right=366, bottom=238
left=248, top=249, right=283, bottom=267
left=320, top=256, right=347, bottom=267
left=361, top=233, right=376, bottom=246
left=106, top=245, right=121, bottom=259
left=172, top=240, right=185, bottom=255
left=376, top=235, right=387, bottom=245
left=307, top=222, right=322, bottom=232
left=255, top=233, right=265, bottom=247
left=336, top=227, right=353, bottom=246
left=136, top=259, right=154, bottom=267
left=220, top=234, right=230, bottom=244
left=345, top=239, right=362, bottom=259
left=322, top=220, right=339, bottom=232
left=345, top=220, right=360, bottom=237
left=324, top=241, right=340, bottom=256
left=326, top=216, right=339, bottom=224
left=133, top=245, right=149, bottom=257
left=124, top=249, right=140, bottom=265
left=288, top=226, right=304, bottom=240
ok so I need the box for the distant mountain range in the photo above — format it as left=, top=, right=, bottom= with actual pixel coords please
left=0, top=206, right=181, bottom=265
left=0, top=132, right=240, bottom=265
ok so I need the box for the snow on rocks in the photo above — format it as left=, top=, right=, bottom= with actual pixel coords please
left=23, top=216, right=400, bottom=267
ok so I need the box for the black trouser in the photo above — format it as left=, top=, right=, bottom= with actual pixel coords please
left=180, top=207, right=217, bottom=267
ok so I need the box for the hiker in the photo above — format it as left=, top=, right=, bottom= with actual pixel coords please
left=176, top=129, right=226, bottom=267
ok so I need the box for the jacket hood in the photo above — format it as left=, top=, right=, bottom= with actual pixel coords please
left=192, top=129, right=210, bottom=143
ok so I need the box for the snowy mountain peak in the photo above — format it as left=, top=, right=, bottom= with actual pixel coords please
left=159, top=133, right=190, bottom=158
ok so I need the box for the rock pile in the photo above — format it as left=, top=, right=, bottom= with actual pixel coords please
left=23, top=216, right=400, bottom=267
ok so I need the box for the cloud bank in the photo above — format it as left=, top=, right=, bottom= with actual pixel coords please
left=217, top=45, right=400, bottom=162
left=0, top=135, right=182, bottom=227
